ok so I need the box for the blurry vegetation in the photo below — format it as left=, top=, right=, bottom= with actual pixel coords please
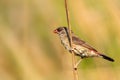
left=0, top=0, right=120, bottom=80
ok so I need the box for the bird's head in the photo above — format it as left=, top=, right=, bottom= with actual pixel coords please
left=53, top=27, right=67, bottom=34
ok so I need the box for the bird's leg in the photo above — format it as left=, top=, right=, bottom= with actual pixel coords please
left=74, top=59, right=82, bottom=70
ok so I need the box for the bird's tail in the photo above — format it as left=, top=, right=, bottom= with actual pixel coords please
left=99, top=54, right=114, bottom=62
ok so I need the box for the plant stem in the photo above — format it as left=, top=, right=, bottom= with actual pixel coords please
left=64, top=0, right=78, bottom=80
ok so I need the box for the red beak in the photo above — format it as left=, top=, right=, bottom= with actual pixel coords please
left=53, top=30, right=58, bottom=34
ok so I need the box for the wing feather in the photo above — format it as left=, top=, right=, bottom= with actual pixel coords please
left=72, top=35, right=97, bottom=52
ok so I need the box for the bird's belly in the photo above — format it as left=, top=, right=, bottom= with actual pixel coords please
left=73, top=45, right=97, bottom=58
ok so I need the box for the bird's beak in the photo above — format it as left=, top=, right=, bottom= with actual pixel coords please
left=53, top=30, right=58, bottom=34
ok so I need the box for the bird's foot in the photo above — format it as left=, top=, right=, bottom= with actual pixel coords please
left=69, top=48, right=74, bottom=53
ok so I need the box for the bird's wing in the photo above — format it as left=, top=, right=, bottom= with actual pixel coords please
left=72, top=35, right=97, bottom=52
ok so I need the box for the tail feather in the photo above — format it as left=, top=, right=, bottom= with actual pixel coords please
left=99, top=54, right=114, bottom=62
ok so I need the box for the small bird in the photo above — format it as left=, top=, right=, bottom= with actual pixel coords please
left=53, top=27, right=114, bottom=68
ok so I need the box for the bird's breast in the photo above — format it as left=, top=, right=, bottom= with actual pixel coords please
left=59, top=35, right=71, bottom=51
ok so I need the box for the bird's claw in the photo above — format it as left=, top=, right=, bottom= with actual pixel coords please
left=70, top=48, right=74, bottom=51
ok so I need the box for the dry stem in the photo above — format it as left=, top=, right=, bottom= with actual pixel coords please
left=64, top=0, right=78, bottom=80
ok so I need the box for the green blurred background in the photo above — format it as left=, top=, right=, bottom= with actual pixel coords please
left=0, top=0, right=120, bottom=80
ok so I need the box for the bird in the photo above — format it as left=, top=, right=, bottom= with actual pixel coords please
left=53, top=27, right=114, bottom=68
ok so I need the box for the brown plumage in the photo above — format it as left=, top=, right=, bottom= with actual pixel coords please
left=53, top=27, right=114, bottom=62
